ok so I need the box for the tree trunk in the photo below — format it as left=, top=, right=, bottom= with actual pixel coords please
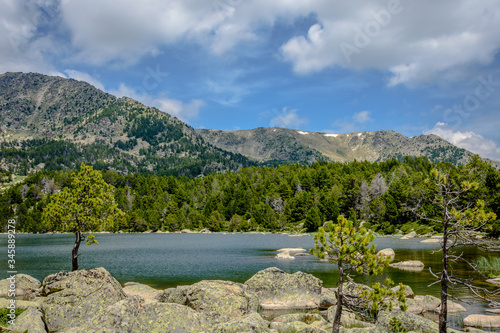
left=439, top=202, right=449, bottom=333
left=72, top=231, right=82, bottom=271
left=333, top=264, right=344, bottom=333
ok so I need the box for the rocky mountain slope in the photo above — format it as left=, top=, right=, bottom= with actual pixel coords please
left=197, top=127, right=500, bottom=168
left=0, top=72, right=251, bottom=176
left=1, top=72, right=496, bottom=176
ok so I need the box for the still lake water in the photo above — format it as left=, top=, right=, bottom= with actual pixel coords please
left=1, top=233, right=498, bottom=319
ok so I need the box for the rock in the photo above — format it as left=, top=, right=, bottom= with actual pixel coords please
left=123, top=283, right=161, bottom=300
left=485, top=278, right=500, bottom=286
left=401, top=231, right=417, bottom=239
left=390, top=284, right=414, bottom=299
left=270, top=313, right=326, bottom=329
left=63, top=296, right=210, bottom=333
left=212, top=312, right=270, bottom=333
left=274, top=321, right=329, bottom=332
left=420, top=238, right=440, bottom=243
left=403, top=298, right=424, bottom=314
left=436, top=299, right=467, bottom=313
left=276, top=251, right=295, bottom=259
left=485, top=308, right=500, bottom=314
left=377, top=310, right=439, bottom=332
left=326, top=305, right=355, bottom=323
left=389, top=260, right=424, bottom=272
left=200, top=228, right=212, bottom=233
left=464, top=314, right=500, bottom=329
left=0, top=298, right=41, bottom=310
left=245, top=267, right=322, bottom=310
left=10, top=306, right=46, bottom=333
left=40, top=267, right=126, bottom=332
left=181, top=229, right=194, bottom=233
left=156, top=280, right=258, bottom=326
left=377, top=248, right=395, bottom=262
left=319, top=289, right=337, bottom=309
left=277, top=248, right=307, bottom=253
left=123, top=281, right=140, bottom=286
left=414, top=295, right=441, bottom=312
left=0, top=274, right=40, bottom=300
left=295, top=253, right=310, bottom=257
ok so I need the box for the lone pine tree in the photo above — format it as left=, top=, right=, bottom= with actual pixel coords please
left=42, top=163, right=124, bottom=271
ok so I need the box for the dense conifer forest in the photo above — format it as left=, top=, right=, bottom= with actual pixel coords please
left=1, top=155, right=499, bottom=236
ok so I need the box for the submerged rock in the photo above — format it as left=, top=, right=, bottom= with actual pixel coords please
left=245, top=267, right=322, bottom=310
left=41, top=267, right=126, bottom=332
left=464, top=314, right=500, bottom=329
left=276, top=251, right=295, bottom=259
left=389, top=260, right=424, bottom=272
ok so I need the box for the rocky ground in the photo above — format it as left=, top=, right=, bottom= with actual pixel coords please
left=0, top=266, right=497, bottom=332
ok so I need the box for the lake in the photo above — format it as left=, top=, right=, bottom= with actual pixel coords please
left=1, top=233, right=498, bottom=321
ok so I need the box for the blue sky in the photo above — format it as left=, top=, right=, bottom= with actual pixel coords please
left=1, top=0, right=500, bottom=161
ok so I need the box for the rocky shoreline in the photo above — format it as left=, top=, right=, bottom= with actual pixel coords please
left=0, top=267, right=498, bottom=333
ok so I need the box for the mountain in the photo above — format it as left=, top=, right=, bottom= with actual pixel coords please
left=0, top=72, right=251, bottom=176
left=1, top=72, right=497, bottom=177
left=197, top=127, right=500, bottom=168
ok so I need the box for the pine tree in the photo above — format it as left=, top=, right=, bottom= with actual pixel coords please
left=42, top=163, right=124, bottom=271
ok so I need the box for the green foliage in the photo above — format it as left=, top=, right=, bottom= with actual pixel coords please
left=0, top=308, right=25, bottom=327
left=388, top=316, right=407, bottom=333
left=474, top=256, right=500, bottom=278
left=311, top=215, right=389, bottom=275
left=42, top=163, right=124, bottom=233
left=359, top=279, right=407, bottom=320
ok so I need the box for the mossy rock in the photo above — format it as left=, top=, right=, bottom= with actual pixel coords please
left=212, top=312, right=270, bottom=333
left=377, top=310, right=438, bottom=333
left=63, top=296, right=210, bottom=333
left=157, top=280, right=259, bottom=326
left=10, top=307, right=46, bottom=333
left=41, top=267, right=126, bottom=332
left=244, top=267, right=322, bottom=310
left=123, top=283, right=161, bottom=300
left=0, top=274, right=40, bottom=300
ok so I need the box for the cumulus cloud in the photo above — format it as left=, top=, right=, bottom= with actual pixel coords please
left=110, top=83, right=204, bottom=122
left=65, top=70, right=105, bottom=91
left=270, top=107, right=308, bottom=128
left=281, top=0, right=500, bottom=86
left=425, top=122, right=500, bottom=161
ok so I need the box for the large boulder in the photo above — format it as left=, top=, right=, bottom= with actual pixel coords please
left=63, top=296, right=210, bottom=333
left=244, top=267, right=322, bottom=310
left=270, top=313, right=327, bottom=329
left=123, top=283, right=161, bottom=300
left=401, top=231, right=417, bottom=239
left=464, top=314, right=500, bottom=329
left=376, top=248, right=395, bottom=263
left=10, top=306, right=46, bottom=333
left=156, top=280, right=258, bottom=326
left=41, top=267, right=126, bottom=332
left=377, top=310, right=439, bottom=333
left=390, top=284, right=414, bottom=299
left=212, top=312, right=270, bottom=333
left=319, top=288, right=337, bottom=309
left=0, top=274, right=40, bottom=300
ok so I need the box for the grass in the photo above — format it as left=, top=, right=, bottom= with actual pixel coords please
left=474, top=256, right=500, bottom=278
left=0, top=308, right=25, bottom=327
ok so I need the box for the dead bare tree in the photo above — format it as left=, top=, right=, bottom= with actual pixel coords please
left=423, top=167, right=498, bottom=333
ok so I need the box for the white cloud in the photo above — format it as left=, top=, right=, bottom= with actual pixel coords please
left=110, top=83, right=204, bottom=122
left=270, top=107, right=308, bottom=128
left=280, top=0, right=500, bottom=86
left=425, top=122, right=500, bottom=161
left=65, top=70, right=105, bottom=91
left=353, top=110, right=372, bottom=124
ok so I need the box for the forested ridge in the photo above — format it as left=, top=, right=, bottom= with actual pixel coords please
left=1, top=155, right=499, bottom=236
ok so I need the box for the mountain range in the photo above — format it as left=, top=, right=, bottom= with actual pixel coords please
left=0, top=72, right=498, bottom=176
